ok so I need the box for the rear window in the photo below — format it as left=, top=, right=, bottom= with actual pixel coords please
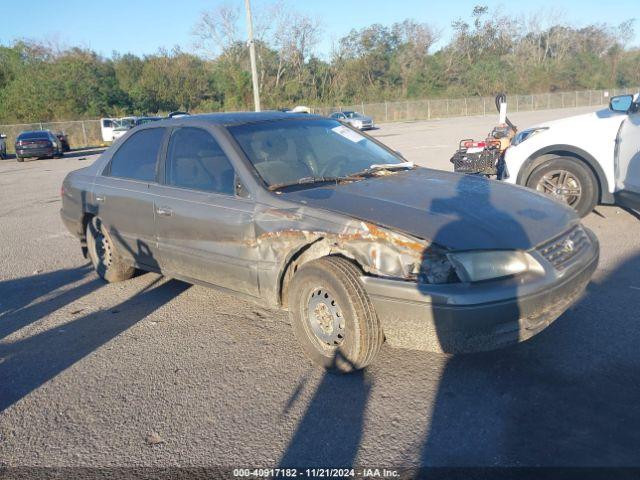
left=106, top=128, right=165, bottom=182
left=17, top=131, right=49, bottom=140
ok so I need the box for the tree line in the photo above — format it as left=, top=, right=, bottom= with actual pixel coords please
left=0, top=4, right=638, bottom=124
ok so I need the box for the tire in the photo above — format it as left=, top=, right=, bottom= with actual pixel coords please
left=526, top=157, right=598, bottom=217
left=86, top=216, right=135, bottom=283
left=16, top=156, right=24, bottom=162
left=288, top=256, right=383, bottom=373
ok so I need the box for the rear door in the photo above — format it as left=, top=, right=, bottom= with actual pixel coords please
left=615, top=107, right=640, bottom=209
left=93, top=127, right=167, bottom=269
left=152, top=126, right=258, bottom=296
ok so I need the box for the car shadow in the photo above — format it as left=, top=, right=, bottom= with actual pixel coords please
left=63, top=147, right=107, bottom=159
left=0, top=276, right=190, bottom=412
left=0, top=265, right=100, bottom=341
left=279, top=354, right=371, bottom=468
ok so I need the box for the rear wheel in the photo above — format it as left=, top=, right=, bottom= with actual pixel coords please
left=16, top=156, right=24, bottom=162
left=526, top=157, right=597, bottom=217
left=288, top=256, right=383, bottom=373
left=86, top=217, right=135, bottom=282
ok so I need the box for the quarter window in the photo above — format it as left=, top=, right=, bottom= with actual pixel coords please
left=165, top=127, right=235, bottom=195
left=107, top=128, right=165, bottom=182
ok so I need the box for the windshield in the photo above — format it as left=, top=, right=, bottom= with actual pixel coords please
left=18, top=131, right=49, bottom=140
left=228, top=118, right=404, bottom=187
left=115, top=118, right=136, bottom=129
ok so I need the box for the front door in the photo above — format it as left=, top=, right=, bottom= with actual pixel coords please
left=153, top=126, right=258, bottom=296
left=615, top=106, right=640, bottom=209
left=93, top=127, right=166, bottom=269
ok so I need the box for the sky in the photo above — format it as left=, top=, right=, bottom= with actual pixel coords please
left=0, top=0, right=638, bottom=58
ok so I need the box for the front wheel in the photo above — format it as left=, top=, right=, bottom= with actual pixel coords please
left=288, top=256, right=383, bottom=373
left=526, top=157, right=597, bottom=217
left=86, top=217, right=135, bottom=282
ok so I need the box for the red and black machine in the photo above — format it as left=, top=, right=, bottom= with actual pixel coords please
left=450, top=93, right=517, bottom=179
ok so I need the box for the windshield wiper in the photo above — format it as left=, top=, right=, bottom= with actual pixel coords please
left=348, top=161, right=415, bottom=178
left=267, top=163, right=415, bottom=191
left=267, top=176, right=350, bottom=191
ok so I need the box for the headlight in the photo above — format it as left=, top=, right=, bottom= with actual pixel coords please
left=512, top=127, right=549, bottom=146
left=447, top=250, right=544, bottom=283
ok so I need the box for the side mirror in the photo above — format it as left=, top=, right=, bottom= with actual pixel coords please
left=609, top=94, right=634, bottom=113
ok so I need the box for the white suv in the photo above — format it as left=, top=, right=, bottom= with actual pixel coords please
left=503, top=94, right=640, bottom=216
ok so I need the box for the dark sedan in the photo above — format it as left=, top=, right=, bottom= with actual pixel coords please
left=60, top=112, right=598, bottom=372
left=16, top=130, right=64, bottom=162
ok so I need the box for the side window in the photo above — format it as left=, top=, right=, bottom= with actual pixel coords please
left=107, top=128, right=165, bottom=182
left=165, top=127, right=236, bottom=195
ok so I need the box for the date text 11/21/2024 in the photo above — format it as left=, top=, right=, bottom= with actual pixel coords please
left=232, top=468, right=400, bottom=477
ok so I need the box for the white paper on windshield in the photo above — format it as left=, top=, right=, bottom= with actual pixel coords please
left=331, top=125, right=365, bottom=143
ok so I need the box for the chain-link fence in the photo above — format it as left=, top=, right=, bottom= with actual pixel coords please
left=0, top=119, right=101, bottom=154
left=312, top=87, right=640, bottom=123
left=1, top=87, right=638, bottom=153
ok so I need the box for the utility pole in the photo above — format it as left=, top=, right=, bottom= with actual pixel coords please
left=244, top=0, right=261, bottom=112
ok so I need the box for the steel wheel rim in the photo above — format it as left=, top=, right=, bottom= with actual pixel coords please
left=306, top=287, right=345, bottom=349
left=536, top=170, right=582, bottom=206
left=92, top=219, right=113, bottom=269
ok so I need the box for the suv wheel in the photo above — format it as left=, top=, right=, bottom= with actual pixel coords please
left=86, top=217, right=135, bottom=282
left=526, top=157, right=597, bottom=217
left=288, top=256, right=383, bottom=373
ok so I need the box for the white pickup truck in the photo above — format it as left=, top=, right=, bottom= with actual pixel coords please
left=503, top=94, right=640, bottom=216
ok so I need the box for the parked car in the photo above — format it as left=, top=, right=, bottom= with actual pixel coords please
left=330, top=111, right=374, bottom=130
left=55, top=131, right=71, bottom=152
left=168, top=111, right=190, bottom=119
left=100, top=118, right=117, bottom=143
left=60, top=112, right=598, bottom=372
left=111, top=116, right=138, bottom=141
left=0, top=133, right=7, bottom=159
left=281, top=106, right=311, bottom=114
left=15, top=130, right=64, bottom=162
left=112, top=116, right=163, bottom=141
left=503, top=93, right=640, bottom=216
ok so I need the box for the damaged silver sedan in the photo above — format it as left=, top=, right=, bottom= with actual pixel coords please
left=60, top=113, right=599, bottom=372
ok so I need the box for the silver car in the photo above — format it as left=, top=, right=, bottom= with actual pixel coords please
left=330, top=111, right=374, bottom=130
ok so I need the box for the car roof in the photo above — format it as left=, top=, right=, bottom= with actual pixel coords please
left=18, top=130, right=51, bottom=136
left=151, top=111, right=322, bottom=127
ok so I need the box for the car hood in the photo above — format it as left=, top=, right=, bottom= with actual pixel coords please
left=280, top=168, right=578, bottom=251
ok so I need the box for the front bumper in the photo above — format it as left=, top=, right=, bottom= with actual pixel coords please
left=361, top=228, right=599, bottom=353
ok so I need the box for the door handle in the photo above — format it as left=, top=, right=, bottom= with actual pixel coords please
left=95, top=194, right=105, bottom=203
left=156, top=206, right=173, bottom=216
